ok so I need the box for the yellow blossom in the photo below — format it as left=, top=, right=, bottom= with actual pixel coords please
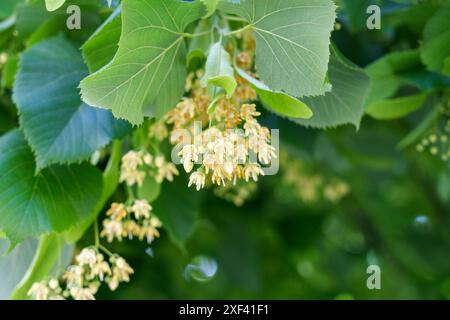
left=131, top=199, right=152, bottom=219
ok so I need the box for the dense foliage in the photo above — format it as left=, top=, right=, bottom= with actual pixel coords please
left=0, top=0, right=449, bottom=300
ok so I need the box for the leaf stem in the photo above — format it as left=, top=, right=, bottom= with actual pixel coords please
left=94, top=219, right=100, bottom=248
left=99, top=244, right=114, bottom=257
left=224, top=24, right=252, bottom=37
left=181, top=31, right=211, bottom=38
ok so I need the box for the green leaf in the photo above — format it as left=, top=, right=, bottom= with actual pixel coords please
left=365, top=50, right=422, bottom=106
left=366, top=93, right=428, bottom=120
left=0, top=130, right=102, bottom=246
left=1, top=238, right=38, bottom=299
left=294, top=46, right=371, bottom=129
left=236, top=67, right=312, bottom=119
left=0, top=96, right=16, bottom=134
left=389, top=3, right=440, bottom=33
left=0, top=0, right=20, bottom=19
left=80, top=0, right=206, bottom=125
left=421, top=32, right=450, bottom=72
left=27, top=14, right=66, bottom=47
left=15, top=2, right=52, bottom=40
left=443, top=57, right=450, bottom=76
left=397, top=107, right=439, bottom=150
left=187, top=19, right=212, bottom=66
left=64, top=141, right=124, bottom=244
left=0, top=15, right=16, bottom=32
left=201, top=0, right=219, bottom=17
left=45, top=0, right=66, bottom=12
left=82, top=6, right=122, bottom=73
left=13, top=35, right=130, bottom=170
left=9, top=234, right=73, bottom=300
left=341, top=0, right=371, bottom=32
left=201, top=42, right=237, bottom=98
left=153, top=176, right=200, bottom=252
left=218, top=0, right=336, bottom=97
left=421, top=4, right=450, bottom=72
left=1, top=54, right=19, bottom=90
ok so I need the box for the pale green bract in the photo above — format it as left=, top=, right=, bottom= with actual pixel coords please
left=366, top=93, right=428, bottom=120
left=201, top=0, right=219, bottom=17
left=80, top=0, right=206, bottom=125
left=236, top=67, right=313, bottom=119
left=218, top=0, right=336, bottom=98
left=201, top=42, right=237, bottom=98
left=0, top=130, right=102, bottom=248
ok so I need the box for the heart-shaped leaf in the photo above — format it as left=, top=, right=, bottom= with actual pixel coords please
left=0, top=130, right=102, bottom=246
left=80, top=0, right=206, bottom=124
left=13, top=35, right=130, bottom=170
left=218, top=0, right=336, bottom=97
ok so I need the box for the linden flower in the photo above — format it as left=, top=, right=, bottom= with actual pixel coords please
left=243, top=119, right=262, bottom=136
left=70, top=287, right=95, bottom=301
left=119, top=168, right=145, bottom=187
left=121, top=151, right=143, bottom=170
left=148, top=121, right=168, bottom=141
left=154, top=155, right=179, bottom=183
left=138, top=217, right=162, bottom=243
left=244, top=164, right=264, bottom=182
left=213, top=138, right=234, bottom=160
left=76, top=248, right=97, bottom=268
left=235, top=142, right=248, bottom=163
left=107, top=276, right=120, bottom=291
left=88, top=281, right=101, bottom=295
left=188, top=171, right=206, bottom=191
left=63, top=265, right=84, bottom=288
left=131, top=199, right=152, bottom=219
left=106, top=203, right=128, bottom=221
left=143, top=153, right=153, bottom=165
left=122, top=220, right=140, bottom=239
left=166, top=99, right=196, bottom=127
left=240, top=104, right=260, bottom=121
left=258, top=142, right=277, bottom=165
left=180, top=144, right=199, bottom=173
left=28, top=281, right=49, bottom=300
left=90, top=256, right=112, bottom=281
left=101, top=219, right=123, bottom=243
left=110, top=257, right=134, bottom=284
left=48, top=278, right=60, bottom=290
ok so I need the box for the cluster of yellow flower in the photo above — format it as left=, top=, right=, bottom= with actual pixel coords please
left=148, top=52, right=276, bottom=191
left=179, top=105, right=276, bottom=190
left=28, top=248, right=133, bottom=300
left=279, top=151, right=350, bottom=204
left=119, top=150, right=178, bottom=187
left=101, top=200, right=162, bottom=244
